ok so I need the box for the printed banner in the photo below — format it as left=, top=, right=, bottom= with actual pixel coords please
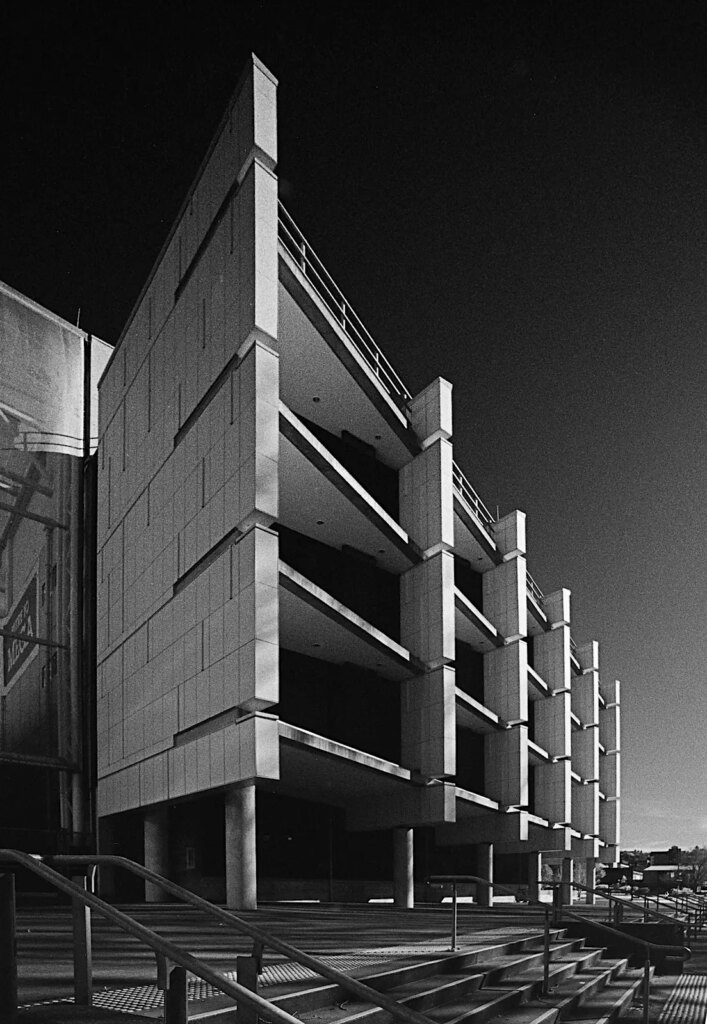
left=3, top=575, right=37, bottom=686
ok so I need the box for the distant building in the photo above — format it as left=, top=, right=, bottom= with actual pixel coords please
left=96, top=56, right=621, bottom=907
left=0, top=282, right=110, bottom=851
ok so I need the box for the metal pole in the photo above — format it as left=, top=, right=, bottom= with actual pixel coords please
left=236, top=951, right=260, bottom=1024
left=69, top=449, right=84, bottom=842
left=81, top=336, right=97, bottom=845
left=451, top=882, right=458, bottom=950
left=72, top=873, right=93, bottom=1005
left=164, top=964, right=188, bottom=1024
left=642, top=955, right=650, bottom=1024
left=0, top=874, right=17, bottom=1024
left=543, top=907, right=551, bottom=995
left=552, top=882, right=561, bottom=925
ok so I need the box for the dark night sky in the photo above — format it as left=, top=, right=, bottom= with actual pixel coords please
left=3, top=1, right=707, bottom=850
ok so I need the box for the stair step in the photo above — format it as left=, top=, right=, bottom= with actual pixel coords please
left=293, top=973, right=486, bottom=1024
left=479, top=965, right=642, bottom=1024
left=189, top=934, right=635, bottom=1024
left=558, top=971, right=644, bottom=1022
left=264, top=936, right=569, bottom=1016
left=460, top=940, right=587, bottom=984
left=492, top=947, right=606, bottom=989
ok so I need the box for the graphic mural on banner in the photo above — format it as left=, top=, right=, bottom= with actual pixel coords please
left=2, top=575, right=38, bottom=687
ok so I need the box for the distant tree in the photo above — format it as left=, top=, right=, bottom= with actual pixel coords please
left=623, top=849, right=649, bottom=869
left=686, top=846, right=707, bottom=885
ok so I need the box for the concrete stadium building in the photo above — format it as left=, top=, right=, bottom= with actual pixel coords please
left=95, top=55, right=620, bottom=908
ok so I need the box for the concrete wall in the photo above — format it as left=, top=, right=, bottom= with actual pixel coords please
left=96, top=57, right=280, bottom=819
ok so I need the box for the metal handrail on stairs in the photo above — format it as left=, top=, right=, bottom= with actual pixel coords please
left=0, top=849, right=307, bottom=1024
left=9, top=852, right=434, bottom=1024
left=635, top=889, right=707, bottom=939
left=428, top=873, right=690, bottom=1024
left=570, top=879, right=691, bottom=931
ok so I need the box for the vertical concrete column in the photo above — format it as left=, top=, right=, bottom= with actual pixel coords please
left=482, top=512, right=528, bottom=817
left=483, top=511, right=527, bottom=642
left=400, top=552, right=455, bottom=669
left=528, top=852, right=542, bottom=903
left=534, top=589, right=572, bottom=834
left=236, top=57, right=279, bottom=358
left=560, top=857, right=574, bottom=907
left=401, top=667, right=455, bottom=778
left=408, top=377, right=453, bottom=452
left=484, top=725, right=528, bottom=809
left=573, top=644, right=600, bottom=841
left=585, top=857, right=596, bottom=905
left=225, top=783, right=257, bottom=910
left=477, top=843, right=494, bottom=907
left=534, top=760, right=571, bottom=826
left=573, top=779, right=600, bottom=839
left=144, top=806, right=170, bottom=902
left=599, top=679, right=621, bottom=862
left=574, top=642, right=600, bottom=722
left=399, top=439, right=454, bottom=556
left=400, top=378, right=455, bottom=784
left=393, top=828, right=414, bottom=908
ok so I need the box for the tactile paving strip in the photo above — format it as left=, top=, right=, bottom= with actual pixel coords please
left=22, top=928, right=543, bottom=1016
left=22, top=951, right=434, bottom=1014
left=657, top=974, right=707, bottom=1024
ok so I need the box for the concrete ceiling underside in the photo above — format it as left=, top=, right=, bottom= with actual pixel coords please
left=278, top=564, right=416, bottom=681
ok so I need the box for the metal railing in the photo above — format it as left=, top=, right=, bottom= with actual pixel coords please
left=526, top=570, right=544, bottom=607
left=571, top=880, right=689, bottom=932
left=278, top=202, right=412, bottom=412
left=428, top=873, right=690, bottom=1024
left=451, top=461, right=495, bottom=527
left=622, top=888, right=707, bottom=944
left=28, top=853, right=433, bottom=1024
left=0, top=850, right=306, bottom=1024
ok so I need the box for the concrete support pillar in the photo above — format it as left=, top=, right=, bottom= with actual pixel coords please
left=401, top=667, right=455, bottom=779
left=477, top=843, right=493, bottom=907
left=225, top=783, right=257, bottom=910
left=560, top=857, right=573, bottom=907
left=585, top=857, right=596, bottom=904
left=484, top=725, right=528, bottom=808
left=400, top=551, right=455, bottom=669
left=483, top=514, right=527, bottom=642
left=399, top=439, right=454, bottom=556
left=599, top=679, right=621, bottom=853
left=528, top=851, right=542, bottom=904
left=144, top=806, right=170, bottom=902
left=393, top=828, right=414, bottom=908
left=408, top=377, right=453, bottom=451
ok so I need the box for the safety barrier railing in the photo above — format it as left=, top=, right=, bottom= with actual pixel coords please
left=628, top=889, right=707, bottom=942
left=278, top=202, right=412, bottom=413
left=451, top=462, right=495, bottom=527
left=0, top=849, right=307, bottom=1024
left=31, top=853, right=434, bottom=1024
left=526, top=570, right=544, bottom=607
left=428, top=873, right=690, bottom=1024
left=571, top=880, right=690, bottom=941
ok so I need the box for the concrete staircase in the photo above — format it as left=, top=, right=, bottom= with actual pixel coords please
left=190, top=930, right=645, bottom=1024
